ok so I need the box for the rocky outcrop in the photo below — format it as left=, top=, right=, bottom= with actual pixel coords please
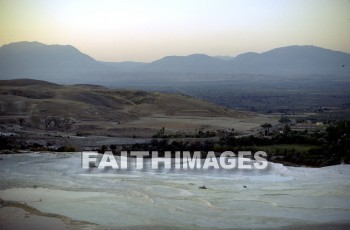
left=24, top=116, right=76, bottom=131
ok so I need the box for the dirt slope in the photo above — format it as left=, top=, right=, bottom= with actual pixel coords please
left=0, top=79, right=251, bottom=137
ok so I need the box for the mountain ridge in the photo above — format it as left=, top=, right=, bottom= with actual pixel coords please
left=0, top=41, right=349, bottom=82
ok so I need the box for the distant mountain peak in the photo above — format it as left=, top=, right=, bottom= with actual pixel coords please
left=235, top=52, right=259, bottom=59
left=0, top=42, right=349, bottom=81
left=1, top=41, right=83, bottom=54
left=3, top=41, right=43, bottom=46
left=155, top=53, right=213, bottom=61
left=187, top=54, right=211, bottom=58
left=0, top=41, right=110, bottom=80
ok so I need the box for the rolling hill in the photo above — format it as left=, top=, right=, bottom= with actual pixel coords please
left=0, top=79, right=252, bottom=137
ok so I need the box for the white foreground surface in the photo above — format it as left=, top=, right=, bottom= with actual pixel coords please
left=0, top=152, right=350, bottom=229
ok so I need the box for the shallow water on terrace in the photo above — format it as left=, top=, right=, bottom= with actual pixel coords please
left=0, top=152, right=350, bottom=229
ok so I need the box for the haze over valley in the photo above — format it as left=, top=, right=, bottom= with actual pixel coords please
left=1, top=41, right=349, bottom=115
left=1, top=0, right=350, bottom=229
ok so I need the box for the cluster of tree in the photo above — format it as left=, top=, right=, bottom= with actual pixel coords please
left=120, top=139, right=215, bottom=158
left=152, top=127, right=216, bottom=138
left=0, top=136, right=76, bottom=153
left=2, top=120, right=349, bottom=167
left=279, top=146, right=343, bottom=167
left=222, top=121, right=349, bottom=165
left=116, top=121, right=350, bottom=167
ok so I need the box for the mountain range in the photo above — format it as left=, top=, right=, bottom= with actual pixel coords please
left=0, top=41, right=349, bottom=83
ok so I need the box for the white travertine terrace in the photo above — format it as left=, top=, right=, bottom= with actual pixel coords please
left=0, top=152, right=349, bottom=229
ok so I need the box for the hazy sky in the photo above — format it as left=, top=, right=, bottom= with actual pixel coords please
left=1, top=0, right=349, bottom=62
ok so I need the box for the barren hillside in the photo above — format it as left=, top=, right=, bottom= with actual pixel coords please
left=0, top=79, right=267, bottom=137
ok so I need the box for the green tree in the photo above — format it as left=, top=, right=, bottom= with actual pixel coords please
left=279, top=116, right=291, bottom=123
left=261, top=123, right=272, bottom=135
